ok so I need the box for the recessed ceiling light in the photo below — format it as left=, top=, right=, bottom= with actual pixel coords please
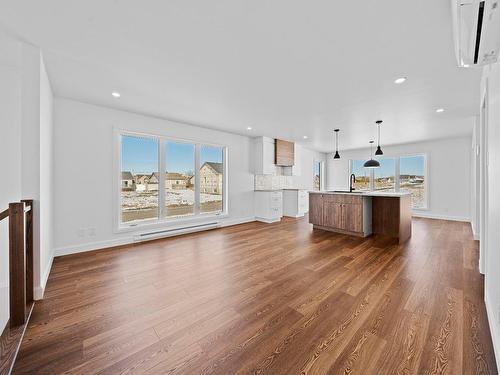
left=112, top=92, right=121, bottom=98
left=394, top=77, right=407, bottom=84
left=436, top=108, right=444, bottom=113
left=246, top=126, right=252, bottom=130
left=303, top=135, right=308, bottom=139
left=463, top=64, right=470, bottom=68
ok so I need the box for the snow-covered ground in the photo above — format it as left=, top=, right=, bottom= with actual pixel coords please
left=121, top=189, right=221, bottom=210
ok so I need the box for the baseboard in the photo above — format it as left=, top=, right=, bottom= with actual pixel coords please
left=54, top=237, right=134, bottom=257
left=255, top=217, right=281, bottom=224
left=220, top=216, right=256, bottom=227
left=34, top=253, right=55, bottom=300
left=283, top=213, right=306, bottom=218
left=485, top=291, right=500, bottom=372
left=411, top=212, right=471, bottom=222
left=54, top=216, right=256, bottom=257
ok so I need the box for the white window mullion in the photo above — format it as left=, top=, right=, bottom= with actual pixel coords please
left=158, top=138, right=166, bottom=219
left=194, top=144, right=201, bottom=215
left=395, top=157, right=401, bottom=192
left=222, top=146, right=228, bottom=213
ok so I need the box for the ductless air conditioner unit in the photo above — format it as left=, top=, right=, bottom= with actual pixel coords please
left=451, top=0, right=500, bottom=66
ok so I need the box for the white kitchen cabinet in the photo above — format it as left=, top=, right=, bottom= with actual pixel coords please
left=255, top=190, right=283, bottom=223
left=283, top=189, right=309, bottom=217
left=253, top=136, right=277, bottom=175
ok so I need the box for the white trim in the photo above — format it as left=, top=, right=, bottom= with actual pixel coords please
left=255, top=217, right=281, bottom=223
left=485, top=291, right=500, bottom=372
left=33, top=252, right=54, bottom=300
left=115, top=129, right=228, bottom=231
left=54, top=216, right=256, bottom=257
left=411, top=212, right=470, bottom=222
left=54, top=237, right=134, bottom=257
left=283, top=213, right=306, bottom=218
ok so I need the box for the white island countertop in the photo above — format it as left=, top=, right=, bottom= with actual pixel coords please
left=309, top=190, right=411, bottom=197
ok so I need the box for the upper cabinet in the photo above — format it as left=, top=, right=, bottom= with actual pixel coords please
left=252, top=136, right=301, bottom=176
left=253, top=136, right=278, bottom=175
left=275, top=139, right=294, bottom=166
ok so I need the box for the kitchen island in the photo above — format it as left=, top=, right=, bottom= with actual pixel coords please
left=309, top=191, right=412, bottom=243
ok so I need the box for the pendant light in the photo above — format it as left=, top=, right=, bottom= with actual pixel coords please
left=364, top=140, right=380, bottom=168
left=375, top=120, right=383, bottom=155
left=333, top=129, right=340, bottom=159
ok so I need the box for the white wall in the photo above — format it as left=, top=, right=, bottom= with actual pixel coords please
left=482, top=61, right=500, bottom=371
left=53, top=98, right=255, bottom=255
left=19, top=45, right=56, bottom=299
left=325, top=136, right=472, bottom=221
left=0, top=35, right=55, bottom=328
left=0, top=33, right=23, bottom=332
left=294, top=147, right=326, bottom=190
left=39, top=56, right=55, bottom=293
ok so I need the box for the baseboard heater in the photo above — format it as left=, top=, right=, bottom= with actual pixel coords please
left=133, top=222, right=220, bottom=242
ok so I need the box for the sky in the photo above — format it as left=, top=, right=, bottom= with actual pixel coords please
left=352, top=156, right=424, bottom=178
left=121, top=135, right=223, bottom=174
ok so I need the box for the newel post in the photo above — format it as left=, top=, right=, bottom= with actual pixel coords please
left=9, top=202, right=26, bottom=327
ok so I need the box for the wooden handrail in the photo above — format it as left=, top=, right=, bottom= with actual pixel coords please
left=0, top=208, right=8, bottom=221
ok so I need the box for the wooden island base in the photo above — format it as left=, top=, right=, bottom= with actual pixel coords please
left=309, top=192, right=412, bottom=244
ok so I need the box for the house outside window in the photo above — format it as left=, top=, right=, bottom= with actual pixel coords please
left=119, top=132, right=226, bottom=226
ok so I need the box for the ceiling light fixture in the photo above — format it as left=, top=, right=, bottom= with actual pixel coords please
left=394, top=77, right=407, bottom=84
left=364, top=141, right=380, bottom=168
left=375, top=120, right=383, bottom=155
left=436, top=108, right=444, bottom=113
left=246, top=126, right=252, bottom=130
left=333, top=129, right=341, bottom=159
left=303, top=135, right=308, bottom=139
left=112, top=92, right=121, bottom=98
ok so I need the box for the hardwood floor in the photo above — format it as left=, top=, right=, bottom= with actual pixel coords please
left=12, top=217, right=498, bottom=374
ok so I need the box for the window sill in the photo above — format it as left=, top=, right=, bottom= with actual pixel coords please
left=116, top=212, right=228, bottom=234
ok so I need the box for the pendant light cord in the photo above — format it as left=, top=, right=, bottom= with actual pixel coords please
left=377, top=124, right=380, bottom=147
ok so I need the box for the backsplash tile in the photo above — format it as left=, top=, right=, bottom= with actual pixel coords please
left=255, top=175, right=295, bottom=190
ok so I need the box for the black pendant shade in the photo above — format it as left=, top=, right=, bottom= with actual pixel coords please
left=333, top=129, right=340, bottom=159
left=375, top=120, right=384, bottom=155
left=363, top=158, right=380, bottom=168
left=364, top=140, right=380, bottom=168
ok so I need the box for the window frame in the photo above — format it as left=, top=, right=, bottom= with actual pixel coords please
left=348, top=153, right=428, bottom=210
left=114, top=129, right=228, bottom=232
left=313, top=160, right=323, bottom=191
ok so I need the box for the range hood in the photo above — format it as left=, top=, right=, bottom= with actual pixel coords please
left=275, top=139, right=294, bottom=166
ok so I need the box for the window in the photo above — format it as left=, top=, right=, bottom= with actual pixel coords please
left=313, top=161, right=321, bottom=191
left=165, top=141, right=195, bottom=218
left=400, top=155, right=426, bottom=209
left=121, top=135, right=159, bottom=223
left=200, top=145, right=224, bottom=214
left=349, top=154, right=427, bottom=209
left=351, top=160, right=371, bottom=191
left=119, top=133, right=226, bottom=226
left=374, top=158, right=396, bottom=191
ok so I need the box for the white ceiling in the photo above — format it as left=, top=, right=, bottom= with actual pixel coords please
left=0, top=0, right=481, bottom=152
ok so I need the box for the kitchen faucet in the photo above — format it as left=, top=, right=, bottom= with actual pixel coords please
left=350, top=174, right=356, bottom=192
